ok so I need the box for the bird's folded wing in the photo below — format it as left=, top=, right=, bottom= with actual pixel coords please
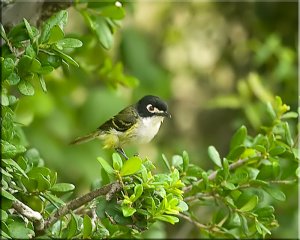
left=98, top=106, right=138, bottom=132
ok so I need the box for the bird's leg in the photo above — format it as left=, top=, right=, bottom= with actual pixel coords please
left=115, top=148, right=129, bottom=160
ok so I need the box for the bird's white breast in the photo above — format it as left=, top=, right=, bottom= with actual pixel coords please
left=133, top=116, right=164, bottom=144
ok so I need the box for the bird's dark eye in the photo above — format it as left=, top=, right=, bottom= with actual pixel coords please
left=147, top=104, right=155, bottom=112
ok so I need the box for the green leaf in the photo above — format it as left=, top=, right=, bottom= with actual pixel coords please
left=263, top=185, right=286, bottom=201
left=112, top=152, right=123, bottom=171
left=283, top=122, right=293, bottom=146
left=227, top=146, right=246, bottom=161
left=255, top=206, right=275, bottom=219
left=21, top=177, right=38, bottom=192
left=44, top=192, right=65, bottom=206
left=67, top=213, right=78, bottom=239
left=239, top=214, right=249, bottom=235
left=97, top=157, right=114, bottom=175
left=255, top=220, right=271, bottom=236
left=178, top=200, right=189, bottom=212
left=40, top=10, right=68, bottom=43
left=1, top=23, right=8, bottom=42
left=23, top=18, right=34, bottom=40
left=38, top=75, right=47, bottom=92
left=230, top=125, right=247, bottom=149
left=172, top=155, right=183, bottom=169
left=154, top=215, right=179, bottom=224
left=2, top=58, right=15, bottom=80
left=99, top=5, right=126, bottom=20
left=50, top=183, right=75, bottom=192
left=36, top=65, right=54, bottom=74
left=266, top=102, right=277, bottom=121
left=239, top=195, right=258, bottom=212
left=36, top=173, right=51, bottom=191
left=83, top=12, right=113, bottom=49
left=296, top=167, right=300, bottom=178
left=269, top=145, right=285, bottom=156
left=30, top=58, right=42, bottom=72
left=1, top=189, right=16, bottom=201
left=120, top=156, right=142, bottom=176
left=122, top=205, right=136, bottom=217
left=257, top=164, right=273, bottom=180
left=53, top=49, right=79, bottom=67
left=182, top=151, right=189, bottom=172
left=82, top=214, right=93, bottom=238
left=47, top=25, right=65, bottom=44
left=2, top=158, right=27, bottom=178
left=1, top=92, right=9, bottom=106
left=18, top=55, right=33, bottom=72
left=7, top=72, right=20, bottom=85
left=56, top=38, right=83, bottom=49
left=281, top=111, right=298, bottom=119
left=0, top=229, right=11, bottom=239
left=222, top=181, right=236, bottom=190
left=208, top=145, right=222, bottom=167
left=162, top=154, right=171, bottom=172
left=8, top=221, right=35, bottom=239
left=18, top=80, right=35, bottom=96
left=131, top=184, right=143, bottom=202
left=1, top=209, right=8, bottom=221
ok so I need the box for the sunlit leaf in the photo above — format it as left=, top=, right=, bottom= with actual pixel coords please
left=230, top=125, right=247, bottom=149
left=120, top=156, right=142, bottom=176
left=50, top=183, right=75, bottom=192
left=208, top=145, right=222, bottom=167
left=18, top=80, right=35, bottom=96
left=239, top=195, right=258, bottom=212
left=97, top=157, right=114, bottom=175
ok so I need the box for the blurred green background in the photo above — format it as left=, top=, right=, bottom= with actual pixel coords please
left=14, top=2, right=298, bottom=238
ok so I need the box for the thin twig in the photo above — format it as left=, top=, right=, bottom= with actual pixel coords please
left=44, top=181, right=122, bottom=230
left=178, top=213, right=226, bottom=235
left=177, top=213, right=208, bottom=229
left=183, top=158, right=250, bottom=192
left=12, top=198, right=44, bottom=231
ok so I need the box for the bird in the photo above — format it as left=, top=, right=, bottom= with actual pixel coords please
left=70, top=95, right=171, bottom=159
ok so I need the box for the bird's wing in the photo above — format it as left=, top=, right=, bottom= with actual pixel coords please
left=98, top=106, right=138, bottom=132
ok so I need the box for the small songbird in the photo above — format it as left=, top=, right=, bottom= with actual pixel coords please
left=71, top=95, right=171, bottom=159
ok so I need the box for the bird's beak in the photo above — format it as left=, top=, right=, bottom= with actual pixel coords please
left=164, top=111, right=171, bottom=118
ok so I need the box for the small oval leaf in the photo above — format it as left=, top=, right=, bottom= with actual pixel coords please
left=208, top=146, right=222, bottom=167
left=120, top=156, right=142, bottom=176
left=50, top=183, right=75, bottom=192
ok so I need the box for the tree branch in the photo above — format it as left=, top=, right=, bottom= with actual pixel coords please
left=44, top=181, right=122, bottom=230
left=183, top=158, right=250, bottom=192
left=178, top=213, right=208, bottom=229
left=12, top=198, right=44, bottom=231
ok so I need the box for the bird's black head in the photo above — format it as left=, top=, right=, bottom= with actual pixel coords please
left=136, top=95, right=171, bottom=118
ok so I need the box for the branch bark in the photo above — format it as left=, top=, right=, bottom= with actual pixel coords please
left=2, top=0, right=73, bottom=29
left=12, top=199, right=44, bottom=231
left=44, top=181, right=122, bottom=230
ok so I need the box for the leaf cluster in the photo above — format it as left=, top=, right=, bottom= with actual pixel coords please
left=93, top=154, right=188, bottom=238
left=182, top=96, right=298, bottom=238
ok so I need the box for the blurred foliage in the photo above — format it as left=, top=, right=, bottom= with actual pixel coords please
left=1, top=1, right=299, bottom=239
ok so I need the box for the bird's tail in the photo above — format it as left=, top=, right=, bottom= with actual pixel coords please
left=70, top=131, right=99, bottom=145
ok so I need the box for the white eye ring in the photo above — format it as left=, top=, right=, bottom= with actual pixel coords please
left=147, top=104, right=155, bottom=113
